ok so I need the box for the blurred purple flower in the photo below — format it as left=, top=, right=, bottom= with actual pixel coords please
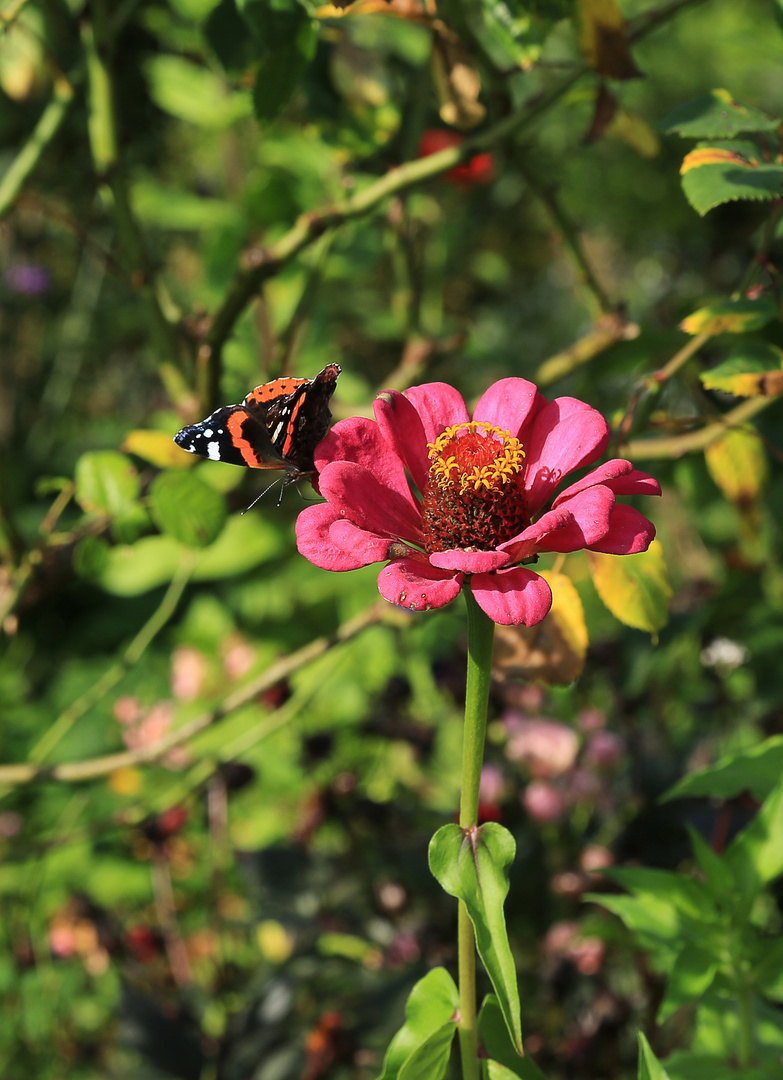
left=5, top=262, right=50, bottom=296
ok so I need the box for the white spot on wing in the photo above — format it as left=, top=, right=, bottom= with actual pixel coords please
left=207, top=441, right=221, bottom=461
left=203, top=429, right=213, bottom=438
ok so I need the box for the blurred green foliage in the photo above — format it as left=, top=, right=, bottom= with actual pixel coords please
left=1, top=0, right=783, bottom=1077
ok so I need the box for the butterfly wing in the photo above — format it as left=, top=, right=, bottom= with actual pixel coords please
left=174, top=402, right=285, bottom=469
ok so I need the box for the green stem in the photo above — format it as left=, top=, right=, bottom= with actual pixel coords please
left=458, top=588, right=495, bottom=1080
left=737, top=985, right=753, bottom=1068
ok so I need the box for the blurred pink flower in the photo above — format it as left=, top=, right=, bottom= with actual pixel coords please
left=523, top=780, right=566, bottom=823
left=296, top=379, right=659, bottom=625
left=544, top=921, right=605, bottom=975
left=505, top=717, right=579, bottom=777
left=171, top=646, right=207, bottom=701
left=113, top=695, right=142, bottom=726
left=577, top=707, right=606, bottom=733
left=580, top=844, right=614, bottom=876
left=479, top=763, right=506, bottom=804
left=122, top=702, right=173, bottom=751
left=585, top=730, right=625, bottom=769
left=223, top=640, right=255, bottom=680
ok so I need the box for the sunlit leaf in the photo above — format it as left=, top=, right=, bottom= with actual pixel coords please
left=725, top=776, right=783, bottom=897
left=679, top=297, right=778, bottom=336
left=679, top=141, right=783, bottom=215
left=130, top=181, right=242, bottom=232
left=665, top=735, right=783, bottom=802
left=578, top=0, right=640, bottom=79
left=429, top=823, right=522, bottom=1054
left=375, top=967, right=458, bottom=1080
left=700, top=342, right=783, bottom=397
left=144, top=55, right=252, bottom=128
left=606, top=107, right=660, bottom=159
left=478, top=997, right=546, bottom=1079
left=637, top=1032, right=671, bottom=1080
left=124, top=429, right=198, bottom=470
left=659, top=89, right=780, bottom=138
left=586, top=540, right=671, bottom=634
left=704, top=426, right=768, bottom=505
left=657, top=943, right=718, bottom=1022
left=75, top=451, right=140, bottom=517
left=149, top=471, right=227, bottom=549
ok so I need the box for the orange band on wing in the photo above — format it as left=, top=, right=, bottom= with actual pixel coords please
left=226, top=411, right=277, bottom=469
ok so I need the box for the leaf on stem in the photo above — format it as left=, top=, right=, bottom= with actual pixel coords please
left=679, top=140, right=783, bottom=216
left=637, top=1032, right=671, bottom=1080
left=374, top=967, right=458, bottom=1080
left=663, top=735, right=783, bottom=802
left=478, top=997, right=548, bottom=1078
left=659, top=90, right=780, bottom=139
left=149, top=471, right=227, bottom=549
left=724, top=775, right=783, bottom=902
left=704, top=427, right=768, bottom=506
left=429, top=823, right=523, bottom=1054
left=701, top=342, right=783, bottom=397
left=680, top=296, right=778, bottom=336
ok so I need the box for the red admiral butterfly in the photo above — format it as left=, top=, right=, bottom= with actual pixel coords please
left=173, top=364, right=341, bottom=497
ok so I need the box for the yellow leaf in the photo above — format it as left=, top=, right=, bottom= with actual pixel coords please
left=257, top=920, right=295, bottom=964
left=578, top=0, right=641, bottom=80
left=493, top=571, right=588, bottom=685
left=704, top=427, right=768, bottom=506
left=108, top=766, right=143, bottom=796
left=124, top=429, right=197, bottom=470
left=680, top=146, right=758, bottom=174
left=606, top=107, right=660, bottom=159
left=587, top=540, right=671, bottom=634
left=679, top=299, right=776, bottom=336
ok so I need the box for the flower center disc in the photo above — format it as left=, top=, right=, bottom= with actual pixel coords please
left=421, top=421, right=528, bottom=552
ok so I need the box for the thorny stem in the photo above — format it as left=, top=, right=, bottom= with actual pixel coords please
left=457, top=588, right=495, bottom=1080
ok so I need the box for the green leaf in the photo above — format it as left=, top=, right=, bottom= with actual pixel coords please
left=686, top=827, right=736, bottom=897
left=754, top=936, right=783, bottom=1002
left=131, top=180, right=242, bottom=232
left=478, top=997, right=546, bottom=1079
left=680, top=297, right=778, bottom=336
left=96, top=535, right=183, bottom=595
left=429, top=823, right=522, bottom=1054
left=148, top=471, right=227, bottom=549
left=144, top=55, right=252, bottom=129
left=637, top=1032, right=671, bottom=1080
left=659, top=90, right=780, bottom=138
left=75, top=450, right=140, bottom=517
left=586, top=540, right=671, bottom=634
left=680, top=146, right=783, bottom=215
left=657, top=943, right=718, bottom=1023
left=664, top=735, right=783, bottom=801
left=724, top=776, right=783, bottom=897
left=704, top=426, right=768, bottom=505
left=458, top=0, right=537, bottom=71
left=252, top=17, right=317, bottom=123
left=398, top=1022, right=456, bottom=1080
left=700, top=341, right=783, bottom=397
left=375, top=968, right=458, bottom=1080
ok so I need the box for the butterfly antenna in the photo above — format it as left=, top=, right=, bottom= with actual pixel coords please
left=241, top=474, right=287, bottom=515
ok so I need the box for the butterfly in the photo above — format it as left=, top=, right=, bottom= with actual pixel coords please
left=173, top=364, right=341, bottom=501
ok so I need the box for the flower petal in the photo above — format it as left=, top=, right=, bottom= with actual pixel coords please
left=315, top=417, right=416, bottom=507
left=470, top=567, right=553, bottom=626
left=429, top=548, right=511, bottom=573
left=523, top=398, right=610, bottom=511
left=588, top=504, right=656, bottom=554
left=330, top=519, right=415, bottom=565
left=378, top=558, right=464, bottom=612
left=318, top=461, right=424, bottom=544
left=553, top=459, right=660, bottom=504
left=473, top=377, right=543, bottom=437
left=295, top=504, right=369, bottom=571
left=404, top=382, right=470, bottom=444
left=374, top=390, right=430, bottom=494
left=501, top=487, right=616, bottom=559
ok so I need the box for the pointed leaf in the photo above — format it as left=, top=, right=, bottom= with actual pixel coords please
left=664, top=735, right=783, bottom=801
left=429, top=823, right=522, bottom=1054
left=686, top=827, right=736, bottom=897
left=586, top=540, right=671, bottom=634
left=657, top=943, right=718, bottom=1023
left=700, top=342, right=783, bottom=397
left=637, top=1032, right=671, bottom=1080
left=725, top=777, right=783, bottom=896
left=659, top=90, right=780, bottom=138
left=398, top=1022, right=456, bottom=1080
left=680, top=297, right=778, bottom=336
left=375, top=968, right=458, bottom=1080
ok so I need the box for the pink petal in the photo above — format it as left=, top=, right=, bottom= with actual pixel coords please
left=523, top=398, right=610, bottom=511
left=318, top=461, right=424, bottom=544
left=470, top=567, right=553, bottom=626
left=429, top=548, right=511, bottom=573
left=378, top=558, right=464, bottom=612
left=404, top=382, right=469, bottom=445
left=588, top=505, right=656, bottom=554
left=315, top=418, right=416, bottom=508
left=554, top=459, right=660, bottom=504
left=501, top=487, right=615, bottom=559
left=295, top=504, right=369, bottom=571
left=330, top=519, right=417, bottom=566
left=473, top=378, right=543, bottom=437
left=374, top=390, right=430, bottom=494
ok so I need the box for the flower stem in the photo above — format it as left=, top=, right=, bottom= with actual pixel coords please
left=458, top=587, right=495, bottom=1080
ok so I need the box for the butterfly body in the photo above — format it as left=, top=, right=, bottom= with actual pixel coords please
left=174, top=364, right=341, bottom=488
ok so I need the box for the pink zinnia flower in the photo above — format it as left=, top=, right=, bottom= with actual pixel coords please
left=295, top=379, right=660, bottom=626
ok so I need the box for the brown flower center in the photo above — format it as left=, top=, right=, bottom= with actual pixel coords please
left=420, top=421, right=529, bottom=552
